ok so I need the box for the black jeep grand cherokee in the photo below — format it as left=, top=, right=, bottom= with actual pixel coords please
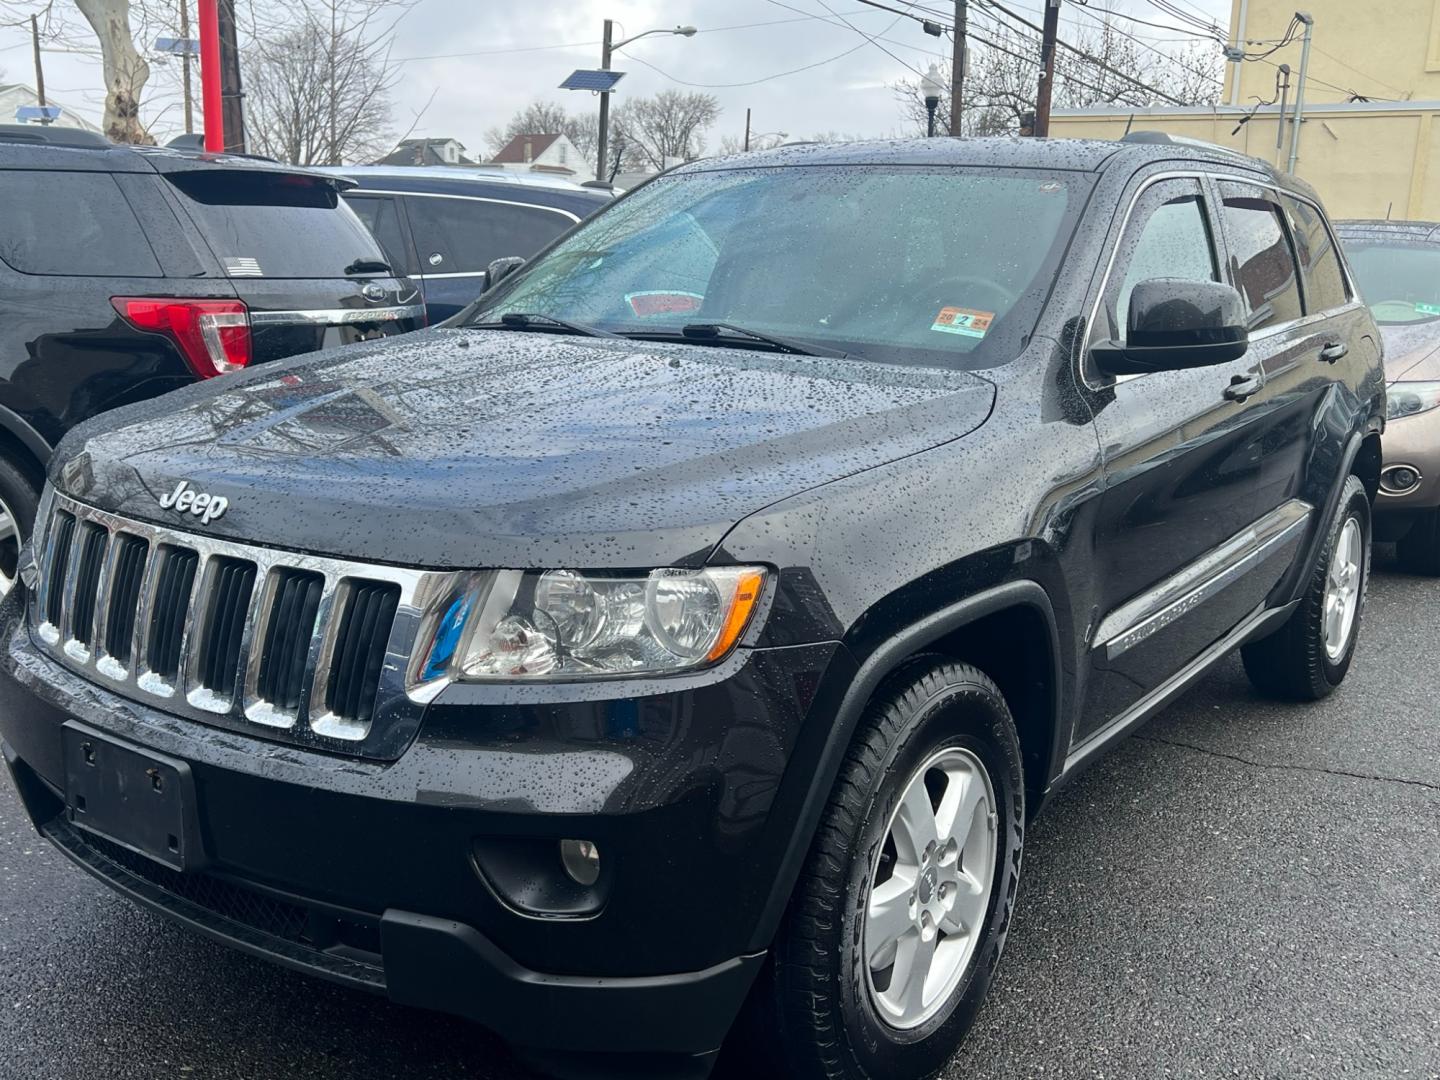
left=0, top=137, right=1383, bottom=1079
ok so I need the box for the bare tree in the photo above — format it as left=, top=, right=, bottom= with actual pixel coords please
left=484, top=99, right=596, bottom=162
left=243, top=0, right=407, bottom=165
left=611, top=89, right=720, bottom=171
left=896, top=15, right=1222, bottom=137
left=716, top=131, right=786, bottom=155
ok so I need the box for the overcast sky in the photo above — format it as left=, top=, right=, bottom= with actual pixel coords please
left=0, top=0, right=1233, bottom=155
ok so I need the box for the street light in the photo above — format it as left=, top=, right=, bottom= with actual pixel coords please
left=922, top=63, right=944, bottom=138
left=596, top=22, right=697, bottom=182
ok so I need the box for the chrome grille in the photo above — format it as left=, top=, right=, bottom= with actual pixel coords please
left=30, top=491, right=467, bottom=760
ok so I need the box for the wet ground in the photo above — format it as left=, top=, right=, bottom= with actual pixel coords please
left=2, top=558, right=1437, bottom=1080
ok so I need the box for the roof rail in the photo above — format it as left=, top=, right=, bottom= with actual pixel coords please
left=1120, top=130, right=1235, bottom=153
left=0, top=124, right=110, bottom=149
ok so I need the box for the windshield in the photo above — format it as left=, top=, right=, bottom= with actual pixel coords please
left=1344, top=240, right=1440, bottom=324
left=469, top=164, right=1092, bottom=369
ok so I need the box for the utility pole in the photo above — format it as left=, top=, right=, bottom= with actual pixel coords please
left=217, top=0, right=245, bottom=154
left=950, top=0, right=967, bottom=135
left=1033, top=0, right=1061, bottom=137
left=29, top=15, right=49, bottom=124
left=1286, top=11, right=1314, bottom=174
left=199, top=0, right=223, bottom=151
left=744, top=107, right=751, bottom=152
left=596, top=19, right=615, bottom=182
left=179, top=0, right=194, bottom=135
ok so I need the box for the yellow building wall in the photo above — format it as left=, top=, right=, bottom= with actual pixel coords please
left=1225, top=0, right=1440, bottom=105
left=1050, top=106, right=1440, bottom=222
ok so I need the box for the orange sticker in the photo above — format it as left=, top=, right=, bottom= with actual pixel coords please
left=932, top=306, right=995, bottom=339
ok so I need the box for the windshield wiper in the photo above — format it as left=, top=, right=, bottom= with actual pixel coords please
left=344, top=257, right=392, bottom=275
left=675, top=322, right=850, bottom=359
left=469, top=311, right=623, bottom=339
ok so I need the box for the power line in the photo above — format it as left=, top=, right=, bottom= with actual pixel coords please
left=963, top=22, right=1140, bottom=104
left=803, top=0, right=934, bottom=79
left=1144, top=0, right=1223, bottom=36
left=980, top=0, right=1191, bottom=105
left=620, top=13, right=905, bottom=89
left=852, top=0, right=950, bottom=25
left=392, top=9, right=882, bottom=64
left=1308, top=42, right=1407, bottom=99
left=1076, top=3, right=1221, bottom=40
left=1065, top=2, right=1222, bottom=86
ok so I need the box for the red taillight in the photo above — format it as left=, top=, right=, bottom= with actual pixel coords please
left=111, top=297, right=252, bottom=378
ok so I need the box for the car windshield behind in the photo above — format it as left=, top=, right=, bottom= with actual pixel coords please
left=1344, top=239, right=1440, bottom=324
left=469, top=164, right=1091, bottom=369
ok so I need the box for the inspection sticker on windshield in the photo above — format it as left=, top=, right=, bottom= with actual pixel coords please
left=932, top=306, right=994, bottom=339
left=1417, top=302, right=1440, bottom=316
left=626, top=290, right=704, bottom=318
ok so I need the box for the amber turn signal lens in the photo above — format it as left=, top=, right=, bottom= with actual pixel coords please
left=705, top=567, right=767, bottom=662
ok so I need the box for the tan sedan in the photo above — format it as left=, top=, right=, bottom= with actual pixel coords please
left=1339, top=220, right=1440, bottom=572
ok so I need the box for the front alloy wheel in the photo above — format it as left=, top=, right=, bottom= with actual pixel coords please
left=744, top=660, right=1024, bottom=1080
left=865, top=747, right=996, bottom=1030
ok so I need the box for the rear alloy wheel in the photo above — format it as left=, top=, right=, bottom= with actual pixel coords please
left=746, top=660, right=1024, bottom=1080
left=1242, top=474, right=1370, bottom=701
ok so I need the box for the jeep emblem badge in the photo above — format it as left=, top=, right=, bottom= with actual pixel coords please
left=158, top=480, right=228, bottom=525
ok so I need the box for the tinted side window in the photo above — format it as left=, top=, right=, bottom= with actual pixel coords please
left=345, top=195, right=413, bottom=274
left=1282, top=195, right=1349, bottom=313
left=1105, top=178, right=1218, bottom=339
left=406, top=196, right=574, bottom=274
left=0, top=170, right=162, bottom=277
left=1219, top=184, right=1303, bottom=330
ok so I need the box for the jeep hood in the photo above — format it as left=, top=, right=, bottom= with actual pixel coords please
left=53, top=328, right=995, bottom=568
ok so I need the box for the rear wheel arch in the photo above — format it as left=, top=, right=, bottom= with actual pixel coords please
left=749, top=578, right=1065, bottom=952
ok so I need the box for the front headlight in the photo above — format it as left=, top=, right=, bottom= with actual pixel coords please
left=420, top=566, right=767, bottom=681
left=1387, top=381, right=1440, bottom=420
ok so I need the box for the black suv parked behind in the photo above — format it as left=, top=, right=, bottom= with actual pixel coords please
left=0, top=136, right=1382, bottom=1080
left=0, top=125, right=424, bottom=591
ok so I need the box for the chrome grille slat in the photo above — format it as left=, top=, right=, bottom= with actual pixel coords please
left=58, top=519, right=97, bottom=661
left=29, top=492, right=461, bottom=760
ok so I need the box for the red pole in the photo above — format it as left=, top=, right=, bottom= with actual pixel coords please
left=198, top=0, right=224, bottom=152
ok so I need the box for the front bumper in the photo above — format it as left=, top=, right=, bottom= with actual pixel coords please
left=1377, top=404, right=1440, bottom=514
left=0, top=587, right=848, bottom=1061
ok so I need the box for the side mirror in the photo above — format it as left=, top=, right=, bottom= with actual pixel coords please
left=483, top=256, right=525, bottom=292
left=1093, top=279, right=1249, bottom=376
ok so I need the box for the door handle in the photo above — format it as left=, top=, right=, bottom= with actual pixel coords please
left=1319, top=341, right=1349, bottom=363
left=1224, top=373, right=1263, bottom=402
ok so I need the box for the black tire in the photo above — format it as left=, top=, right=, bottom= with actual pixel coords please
left=0, top=452, right=40, bottom=594
left=1396, top=506, right=1440, bottom=575
left=741, top=660, right=1025, bottom=1080
left=1241, top=475, right=1370, bottom=701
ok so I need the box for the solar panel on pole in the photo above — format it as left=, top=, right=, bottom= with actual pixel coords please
left=560, top=69, right=626, bottom=92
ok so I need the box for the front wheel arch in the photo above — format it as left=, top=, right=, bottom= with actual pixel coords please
left=747, top=579, right=1062, bottom=954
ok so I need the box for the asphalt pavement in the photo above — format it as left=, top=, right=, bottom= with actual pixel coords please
left=2, top=555, right=1437, bottom=1080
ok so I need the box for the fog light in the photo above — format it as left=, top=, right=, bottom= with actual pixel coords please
left=560, top=838, right=601, bottom=886
left=1382, top=465, right=1421, bottom=493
